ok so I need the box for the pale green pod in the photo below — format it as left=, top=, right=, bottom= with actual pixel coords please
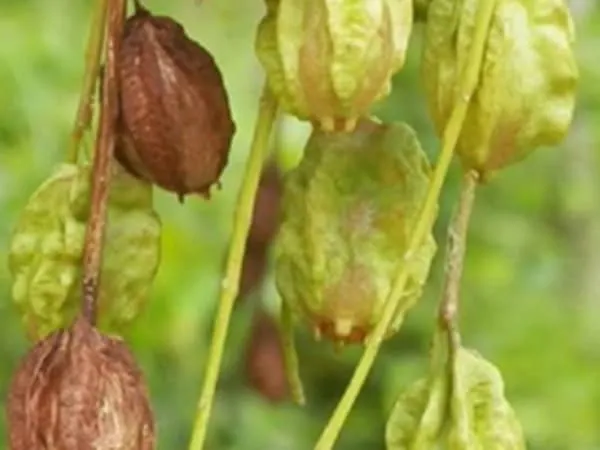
left=422, top=0, right=578, bottom=177
left=274, top=118, right=436, bottom=344
left=255, top=0, right=413, bottom=132
left=8, top=163, right=161, bottom=340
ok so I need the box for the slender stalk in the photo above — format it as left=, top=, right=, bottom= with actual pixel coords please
left=314, top=1, right=498, bottom=448
left=188, top=85, right=279, bottom=450
left=66, top=0, right=110, bottom=164
left=81, top=0, right=126, bottom=324
left=438, top=170, right=478, bottom=359
left=280, top=300, right=306, bottom=405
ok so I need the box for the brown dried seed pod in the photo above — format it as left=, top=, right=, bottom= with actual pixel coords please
left=244, top=311, right=288, bottom=403
left=7, top=316, right=155, bottom=450
left=116, top=1, right=236, bottom=202
left=247, top=161, right=283, bottom=250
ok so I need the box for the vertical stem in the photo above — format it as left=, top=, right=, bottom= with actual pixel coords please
left=314, top=1, right=498, bottom=448
left=81, top=0, right=126, bottom=324
left=188, top=85, right=279, bottom=450
left=280, top=300, right=306, bottom=405
left=67, top=0, right=110, bottom=164
left=438, top=170, right=478, bottom=356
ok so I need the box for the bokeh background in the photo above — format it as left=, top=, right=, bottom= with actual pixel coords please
left=1, top=0, right=599, bottom=449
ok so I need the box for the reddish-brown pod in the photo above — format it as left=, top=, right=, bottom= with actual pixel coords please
left=247, top=161, right=283, bottom=250
left=116, top=0, right=236, bottom=202
left=7, top=316, right=155, bottom=450
left=244, top=312, right=288, bottom=403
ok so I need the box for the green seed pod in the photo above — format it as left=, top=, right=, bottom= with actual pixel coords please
left=386, top=344, right=526, bottom=450
left=255, top=0, right=413, bottom=132
left=8, top=163, right=161, bottom=340
left=275, top=118, right=436, bottom=344
left=422, top=0, right=578, bottom=178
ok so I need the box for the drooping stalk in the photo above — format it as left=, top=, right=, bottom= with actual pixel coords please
left=66, top=0, right=110, bottom=164
left=438, top=170, right=478, bottom=357
left=188, top=85, right=279, bottom=450
left=280, top=300, right=306, bottom=405
left=81, top=0, right=126, bottom=324
left=314, top=1, right=498, bottom=448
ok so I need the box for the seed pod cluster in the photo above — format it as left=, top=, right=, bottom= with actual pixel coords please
left=255, top=0, right=413, bottom=132
left=8, top=163, right=161, bottom=341
left=116, top=1, right=236, bottom=201
left=422, top=0, right=578, bottom=178
left=275, top=118, right=436, bottom=345
left=7, top=316, right=155, bottom=450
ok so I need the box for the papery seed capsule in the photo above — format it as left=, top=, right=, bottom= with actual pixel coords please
left=422, top=0, right=578, bottom=178
left=7, top=316, right=155, bottom=450
left=116, top=1, right=236, bottom=201
left=275, top=118, right=436, bottom=345
left=255, top=0, right=413, bottom=132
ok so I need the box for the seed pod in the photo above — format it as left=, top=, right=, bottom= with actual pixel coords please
left=116, top=1, right=236, bottom=201
left=275, top=118, right=436, bottom=344
left=244, top=311, right=288, bottom=403
left=8, top=163, right=161, bottom=340
left=7, top=316, right=155, bottom=450
left=386, top=342, right=526, bottom=449
left=247, top=161, right=283, bottom=250
left=255, top=0, right=413, bottom=132
left=422, top=0, right=578, bottom=178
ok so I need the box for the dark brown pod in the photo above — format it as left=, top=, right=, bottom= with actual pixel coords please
left=244, top=312, right=288, bottom=403
left=247, top=161, right=283, bottom=249
left=7, top=316, right=155, bottom=450
left=116, top=0, right=236, bottom=202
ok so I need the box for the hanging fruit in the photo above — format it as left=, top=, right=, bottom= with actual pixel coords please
left=116, top=0, right=236, bottom=201
left=422, top=0, right=578, bottom=178
left=255, top=0, right=413, bottom=132
left=8, top=163, right=161, bottom=341
left=7, top=316, right=155, bottom=450
left=275, top=118, right=436, bottom=345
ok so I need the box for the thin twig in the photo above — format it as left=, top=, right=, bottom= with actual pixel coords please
left=81, top=0, right=126, bottom=324
left=314, top=0, right=498, bottom=447
left=66, top=0, right=109, bottom=164
left=438, top=170, right=478, bottom=356
left=188, top=85, right=279, bottom=450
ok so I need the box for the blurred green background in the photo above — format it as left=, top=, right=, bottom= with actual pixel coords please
left=1, top=1, right=599, bottom=449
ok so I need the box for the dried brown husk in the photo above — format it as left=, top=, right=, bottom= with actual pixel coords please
left=244, top=311, right=288, bottom=403
left=116, top=1, right=236, bottom=201
left=7, top=316, right=155, bottom=450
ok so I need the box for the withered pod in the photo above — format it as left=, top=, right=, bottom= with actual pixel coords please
left=116, top=1, right=236, bottom=202
left=7, top=316, right=155, bottom=450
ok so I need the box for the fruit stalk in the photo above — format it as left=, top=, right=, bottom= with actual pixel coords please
left=438, top=170, right=478, bottom=356
left=66, top=0, right=110, bottom=164
left=81, top=0, right=126, bottom=324
left=314, top=1, right=498, bottom=448
left=188, top=85, right=279, bottom=450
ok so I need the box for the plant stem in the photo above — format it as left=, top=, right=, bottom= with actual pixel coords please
left=66, top=0, right=110, bottom=165
left=188, top=85, right=279, bottom=450
left=438, top=170, right=478, bottom=357
left=314, top=1, right=498, bottom=448
left=81, top=0, right=126, bottom=324
left=280, top=300, right=306, bottom=405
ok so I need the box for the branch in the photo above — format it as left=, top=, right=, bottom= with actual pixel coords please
left=81, top=0, right=126, bottom=324
left=438, top=170, right=478, bottom=355
left=66, top=0, right=110, bottom=164
left=187, top=85, right=279, bottom=450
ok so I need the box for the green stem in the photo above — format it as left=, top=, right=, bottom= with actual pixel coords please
left=438, top=170, right=478, bottom=357
left=67, top=0, right=109, bottom=164
left=188, top=85, right=279, bottom=450
left=280, top=300, right=306, bottom=405
left=314, top=1, right=498, bottom=448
